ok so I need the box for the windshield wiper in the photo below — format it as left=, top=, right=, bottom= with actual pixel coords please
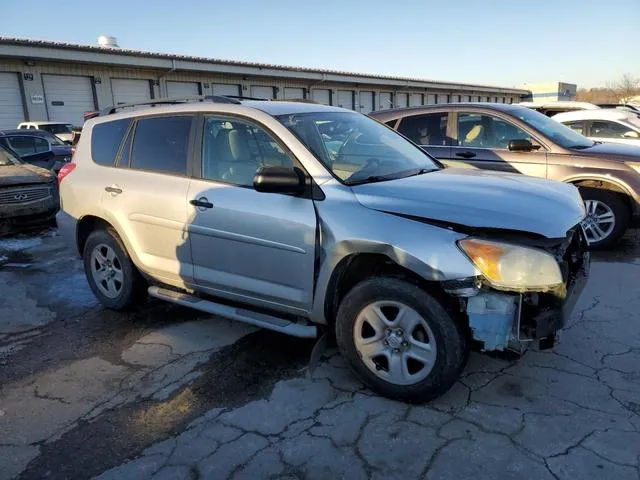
left=346, top=168, right=436, bottom=186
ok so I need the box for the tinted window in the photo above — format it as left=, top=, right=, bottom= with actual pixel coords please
left=41, top=124, right=73, bottom=134
left=457, top=113, right=531, bottom=149
left=397, top=113, right=449, bottom=145
left=564, top=121, right=586, bottom=135
left=6, top=136, right=49, bottom=155
left=131, top=116, right=192, bottom=175
left=91, top=119, right=131, bottom=166
left=202, top=117, right=294, bottom=187
left=590, top=121, right=635, bottom=139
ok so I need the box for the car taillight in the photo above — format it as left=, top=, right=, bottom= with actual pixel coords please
left=71, top=147, right=76, bottom=156
left=58, top=162, right=76, bottom=184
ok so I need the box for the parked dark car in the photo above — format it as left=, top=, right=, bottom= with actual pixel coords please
left=0, top=129, right=73, bottom=172
left=370, top=103, right=640, bottom=249
left=0, top=144, right=59, bottom=235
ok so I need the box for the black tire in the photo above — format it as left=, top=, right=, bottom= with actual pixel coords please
left=83, top=228, right=145, bottom=310
left=335, top=277, right=467, bottom=403
left=579, top=187, right=629, bottom=250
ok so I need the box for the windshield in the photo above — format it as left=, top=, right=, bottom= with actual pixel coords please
left=512, top=107, right=594, bottom=149
left=0, top=145, right=21, bottom=166
left=276, top=112, right=439, bottom=185
left=41, top=124, right=73, bottom=134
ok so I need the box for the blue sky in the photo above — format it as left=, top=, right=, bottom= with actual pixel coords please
left=3, top=0, right=639, bottom=88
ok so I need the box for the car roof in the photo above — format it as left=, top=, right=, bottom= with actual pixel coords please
left=0, top=128, right=58, bottom=136
left=88, top=99, right=354, bottom=125
left=369, top=102, right=526, bottom=120
left=517, top=101, right=599, bottom=110
left=21, top=121, right=71, bottom=125
left=552, top=109, right=639, bottom=122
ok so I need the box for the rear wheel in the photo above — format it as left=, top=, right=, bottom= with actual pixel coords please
left=335, top=277, right=467, bottom=403
left=83, top=228, right=145, bottom=310
left=579, top=188, right=629, bottom=250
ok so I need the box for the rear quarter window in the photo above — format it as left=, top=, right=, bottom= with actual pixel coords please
left=91, top=119, right=131, bottom=166
left=130, top=116, right=192, bottom=175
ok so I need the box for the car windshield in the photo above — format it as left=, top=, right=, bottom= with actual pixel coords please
left=41, top=124, right=73, bottom=134
left=513, top=107, right=594, bottom=149
left=0, top=145, right=21, bottom=166
left=276, top=111, right=439, bottom=185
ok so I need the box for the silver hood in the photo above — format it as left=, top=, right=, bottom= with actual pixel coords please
left=352, top=168, right=585, bottom=238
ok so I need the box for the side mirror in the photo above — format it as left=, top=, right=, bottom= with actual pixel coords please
left=623, top=130, right=639, bottom=139
left=254, top=166, right=307, bottom=195
left=508, top=139, right=535, bottom=152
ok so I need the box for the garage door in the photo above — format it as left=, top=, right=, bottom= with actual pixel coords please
left=0, top=72, right=25, bottom=129
left=378, top=92, right=392, bottom=110
left=166, top=81, right=200, bottom=98
left=426, top=94, right=436, bottom=105
left=212, top=84, right=240, bottom=97
left=312, top=89, right=331, bottom=105
left=358, top=91, right=374, bottom=113
left=251, top=86, right=275, bottom=99
left=284, top=87, right=304, bottom=100
left=409, top=93, right=423, bottom=107
left=111, top=79, right=152, bottom=106
left=337, top=90, right=354, bottom=110
left=395, top=93, right=408, bottom=108
left=437, top=94, right=449, bottom=104
left=42, top=74, right=95, bottom=126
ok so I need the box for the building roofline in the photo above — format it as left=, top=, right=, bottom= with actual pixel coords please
left=0, top=37, right=528, bottom=95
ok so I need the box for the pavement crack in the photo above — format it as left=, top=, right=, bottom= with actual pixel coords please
left=33, top=386, right=71, bottom=405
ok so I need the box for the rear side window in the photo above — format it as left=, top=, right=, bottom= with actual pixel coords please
left=130, top=116, right=192, bottom=175
left=397, top=113, right=449, bottom=145
left=91, top=119, right=131, bottom=166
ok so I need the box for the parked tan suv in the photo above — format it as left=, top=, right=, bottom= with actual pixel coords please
left=371, top=103, right=640, bottom=249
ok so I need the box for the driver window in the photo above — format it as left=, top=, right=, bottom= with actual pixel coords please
left=202, top=117, right=294, bottom=187
left=590, top=121, right=634, bottom=139
left=457, top=113, right=532, bottom=149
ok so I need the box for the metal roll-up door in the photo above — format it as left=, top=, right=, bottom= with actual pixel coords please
left=312, top=89, right=331, bottom=105
left=462, top=95, right=471, bottom=102
left=437, top=94, right=449, bottom=104
left=337, top=90, right=354, bottom=110
left=212, top=84, right=240, bottom=97
left=111, top=79, right=152, bottom=106
left=379, top=92, right=392, bottom=110
left=42, top=74, right=95, bottom=126
left=0, top=72, right=25, bottom=129
left=358, top=91, right=374, bottom=113
left=426, top=94, right=436, bottom=104
left=409, top=93, right=423, bottom=107
left=251, top=86, right=275, bottom=99
left=284, top=87, right=305, bottom=100
left=395, top=93, right=408, bottom=108
left=166, top=81, right=200, bottom=98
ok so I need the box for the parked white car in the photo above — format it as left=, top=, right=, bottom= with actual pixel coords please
left=17, top=122, right=74, bottom=143
left=553, top=109, right=640, bottom=146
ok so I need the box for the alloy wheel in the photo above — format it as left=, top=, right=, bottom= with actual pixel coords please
left=582, top=199, right=615, bottom=244
left=90, top=243, right=124, bottom=299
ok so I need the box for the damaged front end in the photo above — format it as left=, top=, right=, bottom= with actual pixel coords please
left=445, top=225, right=590, bottom=353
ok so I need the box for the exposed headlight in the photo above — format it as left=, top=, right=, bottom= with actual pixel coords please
left=627, top=162, right=640, bottom=175
left=458, top=238, right=563, bottom=292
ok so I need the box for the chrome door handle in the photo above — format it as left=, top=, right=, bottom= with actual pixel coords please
left=105, top=185, right=122, bottom=194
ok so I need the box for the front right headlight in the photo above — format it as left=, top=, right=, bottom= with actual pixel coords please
left=458, top=238, right=563, bottom=293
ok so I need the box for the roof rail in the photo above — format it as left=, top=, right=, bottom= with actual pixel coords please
left=97, top=95, right=242, bottom=116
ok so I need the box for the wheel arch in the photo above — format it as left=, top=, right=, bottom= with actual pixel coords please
left=567, top=177, right=634, bottom=219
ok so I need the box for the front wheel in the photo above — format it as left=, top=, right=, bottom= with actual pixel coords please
left=335, top=277, right=467, bottom=403
left=579, top=188, right=629, bottom=250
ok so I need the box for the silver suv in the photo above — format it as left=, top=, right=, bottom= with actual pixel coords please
left=57, top=97, right=590, bottom=402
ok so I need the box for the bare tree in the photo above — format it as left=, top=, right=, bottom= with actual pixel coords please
left=609, top=73, right=640, bottom=103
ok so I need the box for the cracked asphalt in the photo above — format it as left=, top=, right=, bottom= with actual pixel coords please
left=1, top=226, right=639, bottom=480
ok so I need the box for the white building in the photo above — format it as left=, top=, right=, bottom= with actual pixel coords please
left=0, top=37, right=529, bottom=128
left=520, top=82, right=577, bottom=103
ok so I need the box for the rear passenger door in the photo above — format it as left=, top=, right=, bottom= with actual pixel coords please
left=97, top=115, right=196, bottom=287
left=450, top=112, right=547, bottom=177
left=395, top=112, right=451, bottom=160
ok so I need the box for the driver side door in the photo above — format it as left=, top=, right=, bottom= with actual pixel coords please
left=450, top=112, right=548, bottom=178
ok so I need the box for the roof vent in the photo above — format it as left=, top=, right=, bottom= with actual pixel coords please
left=97, top=36, right=120, bottom=49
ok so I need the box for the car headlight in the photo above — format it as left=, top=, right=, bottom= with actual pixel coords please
left=458, top=238, right=563, bottom=292
left=627, top=162, right=640, bottom=175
